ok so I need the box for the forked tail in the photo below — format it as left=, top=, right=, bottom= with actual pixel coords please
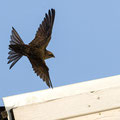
left=8, top=27, right=24, bottom=69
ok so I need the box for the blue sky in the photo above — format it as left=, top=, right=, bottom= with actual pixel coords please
left=1, top=0, right=120, bottom=105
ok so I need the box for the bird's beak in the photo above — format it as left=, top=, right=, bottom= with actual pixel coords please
left=53, top=55, right=55, bottom=58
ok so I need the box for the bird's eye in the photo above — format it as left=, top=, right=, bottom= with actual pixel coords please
left=49, top=54, right=53, bottom=56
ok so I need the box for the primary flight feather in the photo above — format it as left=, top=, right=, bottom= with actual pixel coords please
left=7, top=9, right=55, bottom=88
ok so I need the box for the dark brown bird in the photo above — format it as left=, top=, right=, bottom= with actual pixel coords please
left=7, top=9, right=55, bottom=88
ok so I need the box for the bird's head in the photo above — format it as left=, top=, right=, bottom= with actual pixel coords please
left=45, top=50, right=55, bottom=59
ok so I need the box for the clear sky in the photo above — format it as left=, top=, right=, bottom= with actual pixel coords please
left=1, top=0, right=120, bottom=105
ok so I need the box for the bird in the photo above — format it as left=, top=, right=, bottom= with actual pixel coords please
left=7, top=9, right=55, bottom=88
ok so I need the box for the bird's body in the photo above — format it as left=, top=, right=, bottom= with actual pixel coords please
left=8, top=9, right=55, bottom=88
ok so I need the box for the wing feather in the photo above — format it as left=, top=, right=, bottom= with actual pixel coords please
left=29, top=9, right=55, bottom=49
left=28, top=57, right=53, bottom=88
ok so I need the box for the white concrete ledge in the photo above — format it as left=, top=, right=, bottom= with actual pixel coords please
left=3, top=75, right=120, bottom=120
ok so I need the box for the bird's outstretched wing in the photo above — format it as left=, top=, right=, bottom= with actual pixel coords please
left=29, top=9, right=55, bottom=49
left=28, top=57, right=53, bottom=88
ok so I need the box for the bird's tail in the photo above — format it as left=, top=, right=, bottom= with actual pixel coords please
left=7, top=27, right=26, bottom=69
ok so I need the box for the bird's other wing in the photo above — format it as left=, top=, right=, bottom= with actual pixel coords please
left=28, top=57, right=53, bottom=88
left=29, top=9, right=55, bottom=49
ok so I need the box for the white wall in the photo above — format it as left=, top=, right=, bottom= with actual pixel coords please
left=3, top=75, right=120, bottom=120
